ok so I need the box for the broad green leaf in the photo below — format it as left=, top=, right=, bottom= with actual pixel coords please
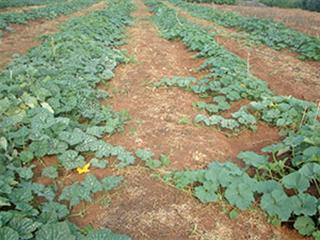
left=31, top=183, right=55, bottom=201
left=59, top=183, right=83, bottom=207
left=9, top=187, right=33, bottom=206
left=101, top=176, right=123, bottom=191
left=135, top=149, right=153, bottom=161
left=82, top=174, right=102, bottom=194
left=58, top=150, right=85, bottom=171
left=19, top=151, right=34, bottom=163
left=0, top=196, right=10, bottom=207
left=313, top=231, right=320, bottom=240
left=85, top=228, right=131, bottom=240
left=42, top=166, right=58, bottom=179
left=299, top=163, right=320, bottom=179
left=0, top=226, right=19, bottom=240
left=303, top=147, right=320, bottom=162
left=35, top=222, right=76, bottom=240
left=294, top=216, right=315, bottom=236
left=290, top=193, right=318, bottom=216
left=86, top=126, right=106, bottom=138
left=255, top=180, right=283, bottom=194
left=9, top=217, right=41, bottom=239
left=261, top=189, right=292, bottom=221
left=90, top=158, right=108, bottom=169
left=21, top=93, right=38, bottom=109
left=29, top=140, right=50, bottom=158
left=0, top=137, right=8, bottom=151
left=75, top=135, right=99, bottom=152
left=224, top=183, right=254, bottom=210
left=58, top=129, right=87, bottom=146
left=282, top=171, right=310, bottom=193
left=41, top=201, right=69, bottom=221
left=15, top=166, right=34, bottom=180
left=47, top=139, right=68, bottom=155
left=95, top=142, right=113, bottom=158
left=237, top=151, right=268, bottom=168
left=0, top=98, right=11, bottom=115
left=116, top=151, right=135, bottom=168
left=194, top=185, right=218, bottom=203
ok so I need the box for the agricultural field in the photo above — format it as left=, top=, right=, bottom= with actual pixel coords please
left=203, top=3, right=320, bottom=36
left=0, top=0, right=319, bottom=239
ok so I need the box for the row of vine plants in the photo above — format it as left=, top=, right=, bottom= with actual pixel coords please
left=0, top=0, right=103, bottom=38
left=0, top=0, right=137, bottom=239
left=145, top=0, right=320, bottom=238
left=169, top=0, right=320, bottom=61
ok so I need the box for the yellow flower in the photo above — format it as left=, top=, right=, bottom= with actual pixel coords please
left=76, top=162, right=90, bottom=174
left=240, top=84, right=246, bottom=88
left=269, top=102, right=278, bottom=108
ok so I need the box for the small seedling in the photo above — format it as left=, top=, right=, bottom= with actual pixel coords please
left=229, top=209, right=239, bottom=220
left=178, top=116, right=191, bottom=125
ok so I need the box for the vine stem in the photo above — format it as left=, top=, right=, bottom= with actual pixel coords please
left=313, top=179, right=320, bottom=196
left=299, top=106, right=308, bottom=129
left=175, top=12, right=183, bottom=26
left=247, top=50, right=251, bottom=76
left=315, top=101, right=320, bottom=121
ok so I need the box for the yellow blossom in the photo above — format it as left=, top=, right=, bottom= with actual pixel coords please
left=269, top=102, right=278, bottom=108
left=76, top=162, right=90, bottom=174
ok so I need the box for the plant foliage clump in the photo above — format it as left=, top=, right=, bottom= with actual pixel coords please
left=0, top=0, right=135, bottom=238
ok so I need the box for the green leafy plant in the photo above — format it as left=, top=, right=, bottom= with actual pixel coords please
left=294, top=216, right=316, bottom=236
left=59, top=174, right=123, bottom=208
left=136, top=149, right=171, bottom=169
left=178, top=116, right=191, bottom=125
left=0, top=0, right=134, bottom=238
left=42, top=166, right=59, bottom=179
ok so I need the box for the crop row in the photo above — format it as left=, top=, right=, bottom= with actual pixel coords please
left=169, top=0, right=320, bottom=61
left=151, top=4, right=318, bottom=133
left=0, top=0, right=65, bottom=9
left=0, top=0, right=135, bottom=239
left=145, top=0, right=320, bottom=238
left=0, top=0, right=102, bottom=38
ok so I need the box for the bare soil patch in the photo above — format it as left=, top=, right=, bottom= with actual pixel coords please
left=0, top=1, right=106, bottom=69
left=72, top=167, right=306, bottom=240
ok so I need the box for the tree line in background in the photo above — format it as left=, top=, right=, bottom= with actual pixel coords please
left=185, top=0, right=320, bottom=12
left=185, top=0, right=236, bottom=4
left=259, top=0, right=320, bottom=11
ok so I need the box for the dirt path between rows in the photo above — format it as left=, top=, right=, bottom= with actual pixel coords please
left=0, top=1, right=106, bottom=69
left=165, top=1, right=320, bottom=103
left=202, top=3, right=320, bottom=37
left=70, top=0, right=306, bottom=239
